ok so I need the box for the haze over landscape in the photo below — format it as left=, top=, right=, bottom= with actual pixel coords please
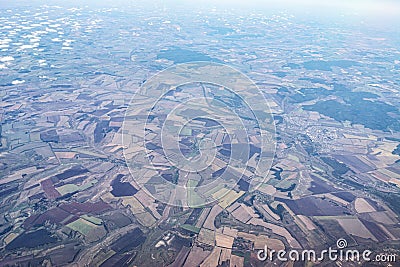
left=0, top=0, right=399, bottom=266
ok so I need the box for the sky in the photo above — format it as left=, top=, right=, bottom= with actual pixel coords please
left=1, top=0, right=398, bottom=10
left=1, top=0, right=399, bottom=23
left=190, top=0, right=400, bottom=16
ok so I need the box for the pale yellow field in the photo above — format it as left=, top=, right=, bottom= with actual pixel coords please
left=121, top=196, right=145, bottom=214
left=200, top=247, right=221, bottom=267
left=253, top=235, right=285, bottom=251
left=296, top=215, right=317, bottom=231
left=54, top=151, right=77, bottom=159
left=135, top=211, right=156, bottom=227
left=222, top=227, right=238, bottom=238
left=354, top=198, right=376, bottom=213
left=198, top=228, right=215, bottom=246
left=337, top=218, right=377, bottom=241
left=215, top=232, right=234, bottom=249
left=229, top=254, right=244, bottom=267
left=219, top=248, right=232, bottom=265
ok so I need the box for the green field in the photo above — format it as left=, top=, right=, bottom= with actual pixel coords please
left=180, top=224, right=200, bottom=234
left=187, top=180, right=204, bottom=208
left=81, top=215, right=103, bottom=225
left=56, top=184, right=80, bottom=195
left=66, top=218, right=97, bottom=236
